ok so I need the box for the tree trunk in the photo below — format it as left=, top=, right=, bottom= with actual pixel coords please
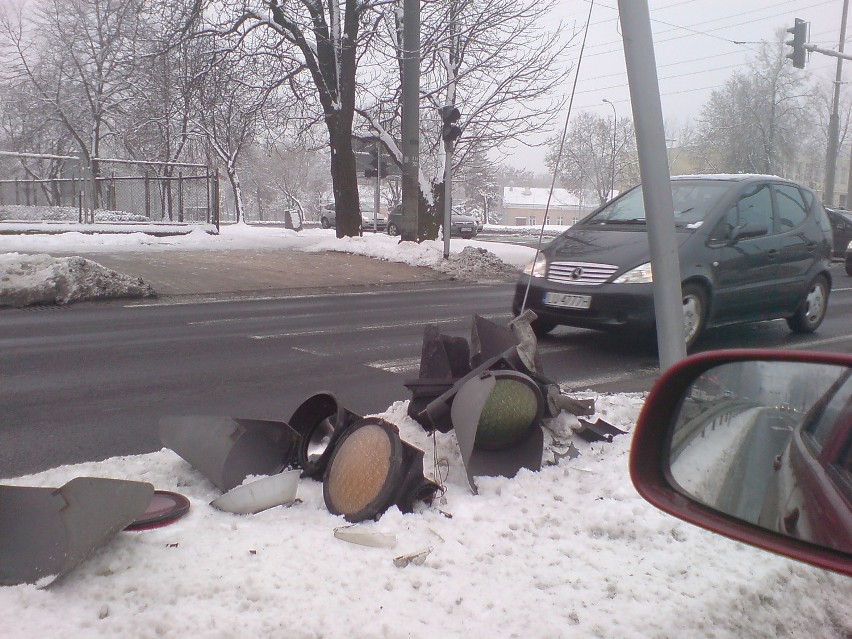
left=227, top=168, right=245, bottom=223
left=329, top=120, right=361, bottom=238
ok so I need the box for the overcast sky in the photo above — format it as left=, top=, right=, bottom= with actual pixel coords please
left=506, top=0, right=848, bottom=172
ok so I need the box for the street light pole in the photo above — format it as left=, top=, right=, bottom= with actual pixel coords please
left=603, top=99, right=617, bottom=200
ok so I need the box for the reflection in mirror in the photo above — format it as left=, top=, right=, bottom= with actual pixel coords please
left=669, top=361, right=852, bottom=555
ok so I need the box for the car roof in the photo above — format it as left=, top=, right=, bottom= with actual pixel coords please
left=670, top=173, right=792, bottom=183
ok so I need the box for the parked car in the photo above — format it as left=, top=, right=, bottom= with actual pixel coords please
left=386, top=206, right=478, bottom=238
left=513, top=174, right=834, bottom=348
left=450, top=211, right=479, bottom=239
left=847, top=242, right=852, bottom=276
left=319, top=202, right=387, bottom=232
left=825, top=207, right=852, bottom=258
left=630, top=349, right=851, bottom=576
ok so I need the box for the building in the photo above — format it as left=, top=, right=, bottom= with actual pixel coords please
left=499, top=186, right=600, bottom=226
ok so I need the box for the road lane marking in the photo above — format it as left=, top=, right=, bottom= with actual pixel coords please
left=556, top=367, right=659, bottom=391
left=365, top=357, right=421, bottom=374
left=788, top=333, right=852, bottom=349
left=363, top=344, right=574, bottom=374
left=249, top=312, right=510, bottom=340
left=125, top=285, right=501, bottom=308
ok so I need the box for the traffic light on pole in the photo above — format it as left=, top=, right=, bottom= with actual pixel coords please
left=364, top=147, right=388, bottom=179
left=785, top=18, right=807, bottom=69
left=440, top=106, right=462, bottom=144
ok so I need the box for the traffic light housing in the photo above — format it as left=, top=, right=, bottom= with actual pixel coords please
left=785, top=18, right=807, bottom=69
left=440, top=105, right=462, bottom=144
left=364, top=147, right=389, bottom=179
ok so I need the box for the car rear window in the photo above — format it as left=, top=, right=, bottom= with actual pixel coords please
left=774, top=184, right=808, bottom=230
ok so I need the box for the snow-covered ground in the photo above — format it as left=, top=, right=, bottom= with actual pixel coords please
left=0, top=223, right=535, bottom=306
left=1, top=220, right=850, bottom=637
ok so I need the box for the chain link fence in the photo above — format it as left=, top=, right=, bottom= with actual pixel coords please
left=0, top=152, right=220, bottom=226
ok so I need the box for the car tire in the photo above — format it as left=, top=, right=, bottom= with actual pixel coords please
left=321, top=217, right=331, bottom=229
left=786, top=275, right=829, bottom=334
left=846, top=259, right=852, bottom=276
left=682, top=283, right=707, bottom=350
left=387, top=222, right=399, bottom=236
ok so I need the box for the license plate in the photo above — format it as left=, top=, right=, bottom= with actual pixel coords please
left=544, top=292, right=591, bottom=309
left=460, top=227, right=472, bottom=232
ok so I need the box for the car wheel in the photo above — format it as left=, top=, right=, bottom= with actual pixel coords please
left=786, top=275, right=829, bottom=333
left=682, top=284, right=707, bottom=350
left=321, top=217, right=331, bottom=229
left=387, top=222, right=399, bottom=236
left=846, top=259, right=852, bottom=276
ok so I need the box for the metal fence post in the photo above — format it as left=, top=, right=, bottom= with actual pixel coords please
left=178, top=171, right=184, bottom=222
left=144, top=172, right=150, bottom=219
left=213, top=169, right=220, bottom=231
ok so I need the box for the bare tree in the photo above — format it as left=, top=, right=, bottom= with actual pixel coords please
left=696, top=36, right=811, bottom=176
left=356, top=0, right=570, bottom=238
left=206, top=1, right=390, bottom=237
left=546, top=111, right=637, bottom=206
left=0, top=0, right=146, bottom=205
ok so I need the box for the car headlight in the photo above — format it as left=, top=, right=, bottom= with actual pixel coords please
left=614, top=262, right=653, bottom=284
left=524, top=253, right=548, bottom=278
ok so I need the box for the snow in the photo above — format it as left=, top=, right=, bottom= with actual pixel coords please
left=0, top=223, right=536, bottom=306
left=1, top=222, right=850, bottom=637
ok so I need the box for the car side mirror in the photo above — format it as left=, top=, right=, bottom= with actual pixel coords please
left=630, top=350, right=852, bottom=577
left=728, top=221, right=768, bottom=244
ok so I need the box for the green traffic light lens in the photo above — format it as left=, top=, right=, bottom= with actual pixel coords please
left=474, top=378, right=540, bottom=451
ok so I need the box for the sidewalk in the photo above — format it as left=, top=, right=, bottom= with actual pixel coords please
left=53, top=248, right=454, bottom=299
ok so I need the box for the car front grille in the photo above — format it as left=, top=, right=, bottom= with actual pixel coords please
left=547, top=261, right=619, bottom=286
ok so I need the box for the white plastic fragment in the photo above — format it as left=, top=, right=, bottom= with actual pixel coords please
left=333, top=526, right=398, bottom=548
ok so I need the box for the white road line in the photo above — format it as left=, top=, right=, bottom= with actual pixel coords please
left=249, top=312, right=510, bottom=340
left=556, top=367, right=659, bottom=391
left=364, top=357, right=421, bottom=374
left=291, top=346, right=330, bottom=356
left=789, top=333, right=852, bottom=349
left=125, top=285, right=499, bottom=308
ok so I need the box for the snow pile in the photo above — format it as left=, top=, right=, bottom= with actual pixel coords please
left=303, top=231, right=528, bottom=280
left=433, top=246, right=521, bottom=281
left=1, top=395, right=849, bottom=638
left=0, top=253, right=155, bottom=307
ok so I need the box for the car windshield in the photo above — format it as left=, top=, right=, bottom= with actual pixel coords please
left=585, top=181, right=732, bottom=227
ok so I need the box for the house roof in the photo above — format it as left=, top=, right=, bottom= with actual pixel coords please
left=502, top=186, right=584, bottom=208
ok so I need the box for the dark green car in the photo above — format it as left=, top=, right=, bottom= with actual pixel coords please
left=514, top=175, right=834, bottom=348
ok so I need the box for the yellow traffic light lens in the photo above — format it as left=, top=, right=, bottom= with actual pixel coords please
left=325, top=423, right=394, bottom=518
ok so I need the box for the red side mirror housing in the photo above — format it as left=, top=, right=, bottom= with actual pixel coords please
left=630, top=349, right=852, bottom=577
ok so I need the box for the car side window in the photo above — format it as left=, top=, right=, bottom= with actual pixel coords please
left=773, top=184, right=808, bottom=230
left=735, top=183, right=772, bottom=232
left=804, top=373, right=852, bottom=453
left=708, top=183, right=772, bottom=242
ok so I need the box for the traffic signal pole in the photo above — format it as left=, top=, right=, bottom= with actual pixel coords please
left=618, top=0, right=686, bottom=369
left=400, top=0, right=420, bottom=241
left=822, top=0, right=848, bottom=207
left=373, top=140, right=381, bottom=233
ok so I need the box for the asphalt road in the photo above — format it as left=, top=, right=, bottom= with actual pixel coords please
left=2, top=267, right=851, bottom=477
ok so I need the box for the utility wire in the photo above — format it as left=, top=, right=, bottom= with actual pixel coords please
left=520, top=0, right=596, bottom=315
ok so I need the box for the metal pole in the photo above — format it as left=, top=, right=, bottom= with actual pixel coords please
left=373, top=139, right=381, bottom=233
left=443, top=140, right=453, bottom=258
left=823, top=0, right=848, bottom=207
left=400, top=0, right=420, bottom=241
left=603, top=98, right=617, bottom=199
left=618, top=0, right=686, bottom=369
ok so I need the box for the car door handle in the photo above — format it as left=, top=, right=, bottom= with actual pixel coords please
left=766, top=249, right=778, bottom=261
left=806, top=242, right=817, bottom=252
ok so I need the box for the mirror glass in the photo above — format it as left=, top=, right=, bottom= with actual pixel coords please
left=669, top=361, right=852, bottom=554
